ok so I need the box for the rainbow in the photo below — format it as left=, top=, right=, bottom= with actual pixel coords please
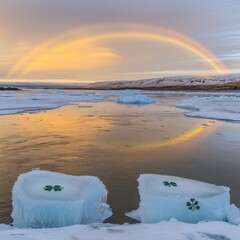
left=7, top=27, right=227, bottom=78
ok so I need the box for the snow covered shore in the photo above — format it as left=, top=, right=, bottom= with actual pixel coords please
left=84, top=74, right=240, bottom=90
left=1, top=221, right=240, bottom=240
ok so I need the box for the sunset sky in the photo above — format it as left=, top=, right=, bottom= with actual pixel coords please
left=0, top=0, right=240, bottom=82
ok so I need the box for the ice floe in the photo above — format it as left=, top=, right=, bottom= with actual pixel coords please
left=126, top=174, right=230, bottom=223
left=12, top=170, right=112, bottom=228
left=0, top=90, right=107, bottom=115
left=177, top=95, right=240, bottom=122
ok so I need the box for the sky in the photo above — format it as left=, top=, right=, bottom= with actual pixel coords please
left=0, top=0, right=240, bottom=83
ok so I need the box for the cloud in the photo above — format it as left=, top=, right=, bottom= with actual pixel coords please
left=21, top=42, right=120, bottom=75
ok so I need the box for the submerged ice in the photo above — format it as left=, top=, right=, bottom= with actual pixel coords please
left=117, top=94, right=155, bottom=105
left=126, top=174, right=230, bottom=223
left=12, top=170, right=112, bottom=228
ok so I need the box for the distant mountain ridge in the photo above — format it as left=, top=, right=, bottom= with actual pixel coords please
left=84, top=74, right=240, bottom=90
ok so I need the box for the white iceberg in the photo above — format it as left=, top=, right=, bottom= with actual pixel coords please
left=117, top=94, right=155, bottom=105
left=126, top=174, right=230, bottom=223
left=12, top=170, right=112, bottom=228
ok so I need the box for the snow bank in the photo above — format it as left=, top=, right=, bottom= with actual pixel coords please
left=117, top=94, right=155, bottom=105
left=177, top=95, right=240, bottom=122
left=1, top=221, right=240, bottom=240
left=12, top=170, right=112, bottom=228
left=126, top=174, right=230, bottom=223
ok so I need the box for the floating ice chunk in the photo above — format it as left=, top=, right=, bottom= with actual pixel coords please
left=117, top=94, right=155, bottom=105
left=177, top=104, right=200, bottom=111
left=12, top=170, right=112, bottom=228
left=126, top=174, right=230, bottom=223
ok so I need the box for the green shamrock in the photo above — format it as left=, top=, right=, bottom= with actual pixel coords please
left=43, top=185, right=63, bottom=192
left=186, top=198, right=200, bottom=211
left=44, top=185, right=53, bottom=191
left=53, top=185, right=63, bottom=191
left=163, top=181, right=177, bottom=187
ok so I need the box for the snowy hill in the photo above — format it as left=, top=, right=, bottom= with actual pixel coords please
left=85, top=74, right=240, bottom=90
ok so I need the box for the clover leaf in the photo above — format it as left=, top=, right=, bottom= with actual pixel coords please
left=44, top=185, right=53, bottom=191
left=43, top=185, right=63, bottom=192
left=53, top=185, right=63, bottom=191
left=163, top=181, right=177, bottom=187
left=186, top=198, right=200, bottom=211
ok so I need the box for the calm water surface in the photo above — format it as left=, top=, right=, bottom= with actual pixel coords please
left=0, top=93, right=240, bottom=224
